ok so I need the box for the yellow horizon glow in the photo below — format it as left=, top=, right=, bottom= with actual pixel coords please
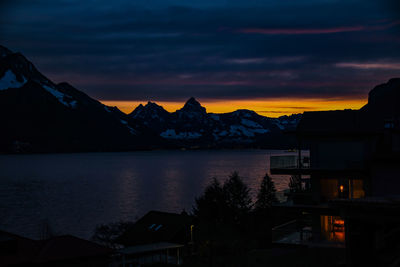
left=100, top=97, right=367, bottom=118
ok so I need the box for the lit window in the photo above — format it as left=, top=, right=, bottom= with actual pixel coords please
left=320, top=216, right=345, bottom=242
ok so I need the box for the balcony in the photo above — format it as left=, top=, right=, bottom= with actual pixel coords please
left=272, top=220, right=312, bottom=245
left=270, top=155, right=310, bottom=174
left=272, top=218, right=345, bottom=248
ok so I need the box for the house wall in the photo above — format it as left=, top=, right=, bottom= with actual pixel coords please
left=311, top=140, right=364, bottom=170
left=370, top=163, right=400, bottom=197
left=307, top=137, right=370, bottom=203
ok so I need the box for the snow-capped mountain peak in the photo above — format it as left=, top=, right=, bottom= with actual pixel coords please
left=0, top=47, right=80, bottom=108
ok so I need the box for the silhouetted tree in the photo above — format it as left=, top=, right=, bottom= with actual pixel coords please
left=193, top=177, right=227, bottom=223
left=223, top=171, right=252, bottom=224
left=254, top=173, right=278, bottom=212
left=92, top=221, right=134, bottom=248
left=193, top=173, right=254, bottom=264
left=252, top=173, right=278, bottom=249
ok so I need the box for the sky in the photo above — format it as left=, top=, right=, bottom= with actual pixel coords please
left=1, top=0, right=399, bottom=116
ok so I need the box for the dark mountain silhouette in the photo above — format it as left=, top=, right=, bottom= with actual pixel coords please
left=362, top=78, right=400, bottom=117
left=0, top=45, right=300, bottom=153
left=0, top=45, right=164, bottom=152
left=297, top=78, right=400, bottom=135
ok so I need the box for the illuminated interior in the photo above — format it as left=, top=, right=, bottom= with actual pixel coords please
left=320, top=215, right=345, bottom=242
left=320, top=178, right=365, bottom=200
left=320, top=179, right=339, bottom=199
left=351, top=179, right=365, bottom=198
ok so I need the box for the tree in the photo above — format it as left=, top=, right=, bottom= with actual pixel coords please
left=193, top=177, right=227, bottom=223
left=289, top=174, right=302, bottom=193
left=193, top=173, right=256, bottom=263
left=193, top=172, right=253, bottom=224
left=254, top=173, right=278, bottom=212
left=223, top=171, right=252, bottom=223
left=91, top=221, right=135, bottom=248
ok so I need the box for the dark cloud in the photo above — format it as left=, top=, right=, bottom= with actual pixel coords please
left=0, top=0, right=399, bottom=101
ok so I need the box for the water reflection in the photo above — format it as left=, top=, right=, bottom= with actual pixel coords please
left=0, top=150, right=291, bottom=239
left=117, top=168, right=141, bottom=219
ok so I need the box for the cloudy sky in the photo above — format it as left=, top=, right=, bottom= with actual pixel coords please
left=1, top=0, right=399, bottom=116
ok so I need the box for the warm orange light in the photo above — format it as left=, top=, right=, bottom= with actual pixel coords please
left=101, top=97, right=367, bottom=118
left=339, top=185, right=344, bottom=193
left=333, top=231, right=345, bottom=242
left=333, top=219, right=345, bottom=226
left=321, top=216, right=345, bottom=242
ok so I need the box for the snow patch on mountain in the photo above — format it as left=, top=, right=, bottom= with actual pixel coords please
left=0, top=70, right=27, bottom=90
left=275, top=123, right=285, bottom=130
left=69, top=100, right=78, bottom=108
left=160, top=129, right=202, bottom=139
left=42, top=84, right=77, bottom=108
left=120, top=120, right=137, bottom=135
left=210, top=114, right=220, bottom=121
left=272, top=115, right=302, bottom=130
left=241, top=119, right=262, bottom=128
left=229, top=125, right=269, bottom=137
left=232, top=109, right=255, bottom=118
left=213, top=129, right=228, bottom=137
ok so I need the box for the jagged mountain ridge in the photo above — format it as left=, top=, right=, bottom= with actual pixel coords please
left=128, top=97, right=301, bottom=144
left=0, top=45, right=300, bottom=152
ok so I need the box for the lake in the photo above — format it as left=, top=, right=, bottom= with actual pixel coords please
left=0, top=150, right=292, bottom=239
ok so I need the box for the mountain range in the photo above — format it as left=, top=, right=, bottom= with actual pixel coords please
left=0, top=45, right=302, bottom=153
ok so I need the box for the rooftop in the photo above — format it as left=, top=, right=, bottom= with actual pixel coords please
left=119, top=242, right=184, bottom=255
left=117, top=210, right=193, bottom=246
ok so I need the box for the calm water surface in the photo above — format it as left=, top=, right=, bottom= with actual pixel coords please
left=0, top=150, right=291, bottom=239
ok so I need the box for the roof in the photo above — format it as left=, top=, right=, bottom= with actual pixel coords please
left=296, top=78, right=400, bottom=136
left=296, top=109, right=377, bottom=135
left=0, top=231, right=111, bottom=266
left=0, top=230, right=41, bottom=267
left=117, top=210, right=194, bottom=246
left=34, top=235, right=112, bottom=263
left=120, top=242, right=184, bottom=255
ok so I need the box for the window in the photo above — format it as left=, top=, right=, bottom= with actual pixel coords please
left=320, top=178, right=365, bottom=200
left=320, top=215, right=345, bottom=242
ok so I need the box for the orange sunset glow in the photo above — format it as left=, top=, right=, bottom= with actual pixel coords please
left=101, top=97, right=367, bottom=117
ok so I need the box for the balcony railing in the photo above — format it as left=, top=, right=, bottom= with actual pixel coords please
left=270, top=155, right=310, bottom=170
left=272, top=220, right=312, bottom=244
left=272, top=218, right=345, bottom=248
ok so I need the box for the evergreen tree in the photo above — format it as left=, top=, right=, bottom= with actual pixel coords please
left=193, top=173, right=255, bottom=262
left=223, top=171, right=252, bottom=222
left=193, top=177, right=227, bottom=223
left=254, top=173, right=278, bottom=212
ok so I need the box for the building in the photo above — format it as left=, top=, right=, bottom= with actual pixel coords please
left=270, top=78, right=400, bottom=266
left=0, top=230, right=112, bottom=267
left=113, top=210, right=194, bottom=266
